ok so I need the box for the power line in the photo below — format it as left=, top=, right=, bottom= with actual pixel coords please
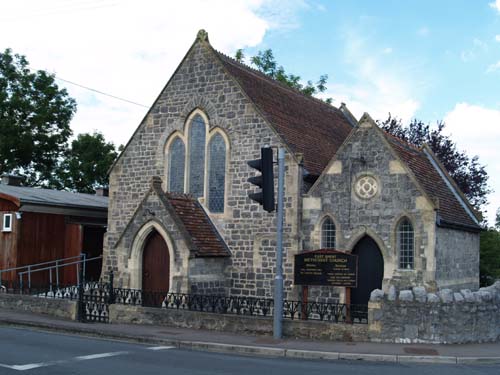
left=54, top=76, right=149, bottom=108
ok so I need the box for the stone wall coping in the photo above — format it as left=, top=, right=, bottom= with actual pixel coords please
left=369, top=281, right=500, bottom=306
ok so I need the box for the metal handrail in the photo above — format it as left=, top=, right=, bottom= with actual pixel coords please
left=0, top=254, right=85, bottom=288
left=0, top=254, right=83, bottom=274
left=18, top=255, right=102, bottom=291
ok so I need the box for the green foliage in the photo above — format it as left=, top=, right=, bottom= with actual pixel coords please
left=379, top=115, right=490, bottom=211
left=0, top=48, right=76, bottom=186
left=55, top=132, right=118, bottom=194
left=496, top=207, right=500, bottom=230
left=234, top=49, right=244, bottom=63
left=236, top=49, right=332, bottom=103
left=480, top=228, right=500, bottom=286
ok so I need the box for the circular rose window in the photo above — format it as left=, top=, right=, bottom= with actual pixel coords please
left=355, top=175, right=378, bottom=200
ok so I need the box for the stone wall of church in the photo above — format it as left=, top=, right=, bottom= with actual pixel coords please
left=188, top=257, right=230, bottom=295
left=105, top=40, right=302, bottom=298
left=301, top=120, right=438, bottom=301
left=435, top=227, right=480, bottom=290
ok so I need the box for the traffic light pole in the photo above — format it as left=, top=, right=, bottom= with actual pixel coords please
left=273, top=148, right=285, bottom=339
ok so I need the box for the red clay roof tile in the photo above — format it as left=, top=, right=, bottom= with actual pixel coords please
left=166, top=193, right=230, bottom=257
left=214, top=51, right=354, bottom=176
left=386, top=135, right=479, bottom=230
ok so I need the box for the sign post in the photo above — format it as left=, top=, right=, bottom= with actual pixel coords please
left=273, top=148, right=285, bottom=339
left=294, top=250, right=358, bottom=288
left=294, top=249, right=358, bottom=322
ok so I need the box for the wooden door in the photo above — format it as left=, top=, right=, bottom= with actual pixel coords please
left=351, top=236, right=384, bottom=307
left=142, top=230, right=170, bottom=306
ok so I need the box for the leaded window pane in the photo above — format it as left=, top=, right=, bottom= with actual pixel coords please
left=168, top=137, right=185, bottom=193
left=188, top=114, right=206, bottom=198
left=398, top=218, right=414, bottom=269
left=208, top=133, right=226, bottom=213
left=321, top=217, right=336, bottom=248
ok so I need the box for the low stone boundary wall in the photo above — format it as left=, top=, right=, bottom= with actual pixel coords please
left=109, top=304, right=368, bottom=341
left=368, top=282, right=500, bottom=344
left=0, top=293, right=77, bottom=321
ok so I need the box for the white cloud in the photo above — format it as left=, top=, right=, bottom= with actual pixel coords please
left=495, top=35, right=500, bottom=42
left=382, top=47, right=393, bottom=54
left=490, top=0, right=500, bottom=13
left=486, top=61, right=500, bottom=73
left=444, top=103, right=500, bottom=225
left=321, top=29, right=421, bottom=124
left=0, top=0, right=302, bottom=147
left=461, top=38, right=488, bottom=62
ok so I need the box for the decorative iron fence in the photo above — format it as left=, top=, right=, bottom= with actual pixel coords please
left=0, top=280, right=80, bottom=300
left=0, top=279, right=110, bottom=323
left=80, top=282, right=110, bottom=323
left=112, top=288, right=368, bottom=324
left=0, top=277, right=368, bottom=324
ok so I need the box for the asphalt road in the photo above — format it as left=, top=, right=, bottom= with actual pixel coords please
left=0, top=327, right=498, bottom=375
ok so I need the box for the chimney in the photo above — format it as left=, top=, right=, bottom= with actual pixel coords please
left=95, top=187, right=109, bottom=197
left=1, top=174, right=24, bottom=186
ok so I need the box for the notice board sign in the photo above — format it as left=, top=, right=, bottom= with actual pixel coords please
left=294, top=250, right=358, bottom=287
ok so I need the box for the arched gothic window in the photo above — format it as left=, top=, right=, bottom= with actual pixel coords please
left=188, top=114, right=206, bottom=198
left=321, top=217, right=336, bottom=249
left=207, top=133, right=226, bottom=213
left=168, top=137, right=185, bottom=193
left=165, top=111, right=229, bottom=213
left=397, top=218, right=414, bottom=269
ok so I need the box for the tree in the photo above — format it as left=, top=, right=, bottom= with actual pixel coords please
left=55, top=132, right=118, bottom=194
left=496, top=207, right=500, bottom=230
left=480, top=228, right=500, bottom=286
left=379, top=116, right=490, bottom=211
left=0, top=48, right=76, bottom=186
left=236, top=49, right=332, bottom=104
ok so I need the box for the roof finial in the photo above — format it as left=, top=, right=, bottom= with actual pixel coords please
left=197, top=29, right=209, bottom=43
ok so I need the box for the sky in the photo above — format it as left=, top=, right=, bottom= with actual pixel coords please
left=0, top=0, right=499, bottom=225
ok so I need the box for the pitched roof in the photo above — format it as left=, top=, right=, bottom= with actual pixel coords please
left=214, top=51, right=354, bottom=176
left=385, top=134, right=480, bottom=230
left=0, top=184, right=108, bottom=211
left=166, top=193, right=230, bottom=257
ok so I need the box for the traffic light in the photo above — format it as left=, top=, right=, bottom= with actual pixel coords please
left=247, top=147, right=275, bottom=212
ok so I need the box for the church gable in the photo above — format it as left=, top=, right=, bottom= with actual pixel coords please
left=105, top=31, right=308, bottom=298
left=302, top=115, right=438, bottom=286
left=106, top=31, right=288, bottom=249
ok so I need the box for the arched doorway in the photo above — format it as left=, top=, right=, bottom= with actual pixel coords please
left=142, top=230, right=170, bottom=305
left=351, top=236, right=384, bottom=307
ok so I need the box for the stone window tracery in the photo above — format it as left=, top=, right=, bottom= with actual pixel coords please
left=321, top=217, right=336, bottom=249
left=398, top=217, right=414, bottom=269
left=188, top=114, right=206, bottom=198
left=354, top=175, right=378, bottom=200
left=166, top=110, right=229, bottom=213
left=168, top=137, right=185, bottom=193
left=208, top=133, right=226, bottom=213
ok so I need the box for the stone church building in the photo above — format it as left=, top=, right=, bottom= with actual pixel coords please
left=103, top=30, right=481, bottom=306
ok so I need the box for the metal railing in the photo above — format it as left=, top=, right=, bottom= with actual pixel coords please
left=112, top=289, right=368, bottom=324
left=0, top=254, right=84, bottom=288
left=18, top=255, right=103, bottom=292
left=0, top=253, right=103, bottom=292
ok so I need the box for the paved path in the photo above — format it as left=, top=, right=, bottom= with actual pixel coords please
left=0, top=310, right=499, bottom=365
left=0, top=327, right=499, bottom=374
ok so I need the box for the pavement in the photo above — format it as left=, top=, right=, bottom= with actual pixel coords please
left=0, top=309, right=499, bottom=366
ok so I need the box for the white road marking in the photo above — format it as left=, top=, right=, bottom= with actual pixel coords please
left=0, top=351, right=129, bottom=371
left=146, top=346, right=175, bottom=351
left=75, top=351, right=129, bottom=360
